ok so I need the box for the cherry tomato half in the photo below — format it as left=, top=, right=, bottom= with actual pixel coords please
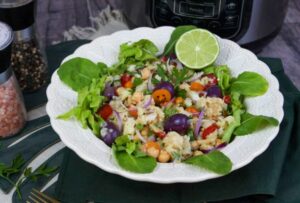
left=223, top=95, right=231, bottom=104
left=97, top=104, right=113, bottom=120
left=120, top=74, right=132, bottom=87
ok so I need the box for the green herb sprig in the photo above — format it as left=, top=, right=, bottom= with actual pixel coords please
left=0, top=155, right=58, bottom=199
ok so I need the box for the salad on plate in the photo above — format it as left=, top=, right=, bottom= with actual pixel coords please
left=57, top=26, right=279, bottom=175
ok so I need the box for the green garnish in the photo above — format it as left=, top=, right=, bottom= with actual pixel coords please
left=136, top=123, right=144, bottom=130
left=0, top=155, right=57, bottom=199
left=58, top=77, right=106, bottom=136
left=164, top=106, right=178, bottom=118
left=234, top=113, right=279, bottom=136
left=133, top=77, right=143, bottom=87
left=57, top=57, right=104, bottom=92
left=231, top=71, right=269, bottom=97
left=184, top=151, right=232, bottom=175
left=112, top=135, right=157, bottom=173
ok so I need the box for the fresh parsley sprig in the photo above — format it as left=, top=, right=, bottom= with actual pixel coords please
left=152, top=64, right=193, bottom=87
left=170, top=66, right=194, bottom=87
left=0, top=155, right=58, bottom=199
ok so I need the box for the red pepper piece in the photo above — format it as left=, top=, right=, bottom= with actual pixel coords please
left=202, top=123, right=219, bottom=139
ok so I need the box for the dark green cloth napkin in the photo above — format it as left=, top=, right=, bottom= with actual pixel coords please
left=0, top=116, right=60, bottom=193
left=54, top=55, right=300, bottom=203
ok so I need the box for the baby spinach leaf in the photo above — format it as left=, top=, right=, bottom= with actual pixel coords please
left=113, top=146, right=157, bottom=173
left=184, top=151, right=232, bottom=175
left=163, top=25, right=197, bottom=56
left=57, top=57, right=103, bottom=91
left=234, top=113, right=279, bottom=136
left=231, top=71, right=269, bottom=97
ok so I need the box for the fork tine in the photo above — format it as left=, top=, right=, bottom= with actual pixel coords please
left=28, top=193, right=47, bottom=203
left=32, top=189, right=60, bottom=203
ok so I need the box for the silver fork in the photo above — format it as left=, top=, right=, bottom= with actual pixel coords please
left=26, top=188, right=60, bottom=203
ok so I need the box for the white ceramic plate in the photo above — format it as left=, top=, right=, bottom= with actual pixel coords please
left=46, top=26, right=284, bottom=183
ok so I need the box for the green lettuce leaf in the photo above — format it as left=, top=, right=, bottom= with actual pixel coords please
left=203, top=65, right=231, bottom=92
left=119, top=39, right=158, bottom=65
left=57, top=77, right=106, bottom=136
left=222, top=108, right=243, bottom=143
left=183, top=151, right=232, bottom=175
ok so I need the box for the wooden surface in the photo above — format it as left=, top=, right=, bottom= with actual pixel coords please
left=35, top=0, right=300, bottom=89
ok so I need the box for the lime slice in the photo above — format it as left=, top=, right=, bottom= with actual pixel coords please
left=175, top=29, right=219, bottom=69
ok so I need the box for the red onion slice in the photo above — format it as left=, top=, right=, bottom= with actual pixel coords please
left=143, top=97, right=153, bottom=108
left=166, top=57, right=172, bottom=74
left=202, top=143, right=227, bottom=154
left=187, top=72, right=204, bottom=82
left=148, top=135, right=156, bottom=141
left=136, top=130, right=147, bottom=143
left=194, top=110, right=205, bottom=138
left=113, top=110, right=122, bottom=131
left=147, top=74, right=154, bottom=91
left=162, top=97, right=175, bottom=108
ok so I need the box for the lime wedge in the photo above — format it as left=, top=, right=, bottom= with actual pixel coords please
left=175, top=29, right=219, bottom=69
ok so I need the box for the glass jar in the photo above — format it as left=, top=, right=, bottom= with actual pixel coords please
left=0, top=0, right=48, bottom=92
left=0, top=22, right=27, bottom=138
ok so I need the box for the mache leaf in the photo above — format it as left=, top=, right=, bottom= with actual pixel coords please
left=57, top=57, right=102, bottom=91
left=113, top=146, right=157, bottom=173
left=231, top=71, right=269, bottom=97
left=184, top=151, right=232, bottom=175
left=234, top=113, right=279, bottom=136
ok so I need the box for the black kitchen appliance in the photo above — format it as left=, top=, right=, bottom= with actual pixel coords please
left=117, top=0, right=289, bottom=53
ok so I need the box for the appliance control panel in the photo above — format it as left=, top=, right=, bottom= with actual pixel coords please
left=150, top=0, right=246, bottom=39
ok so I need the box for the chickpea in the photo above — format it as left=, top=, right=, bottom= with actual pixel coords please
left=216, top=138, right=223, bottom=146
left=141, top=126, right=149, bottom=137
left=193, top=150, right=203, bottom=156
left=147, top=147, right=160, bottom=158
left=158, top=150, right=171, bottom=163
left=141, top=68, right=151, bottom=80
left=199, top=144, right=212, bottom=151
left=132, top=92, right=144, bottom=104
left=191, top=140, right=199, bottom=150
